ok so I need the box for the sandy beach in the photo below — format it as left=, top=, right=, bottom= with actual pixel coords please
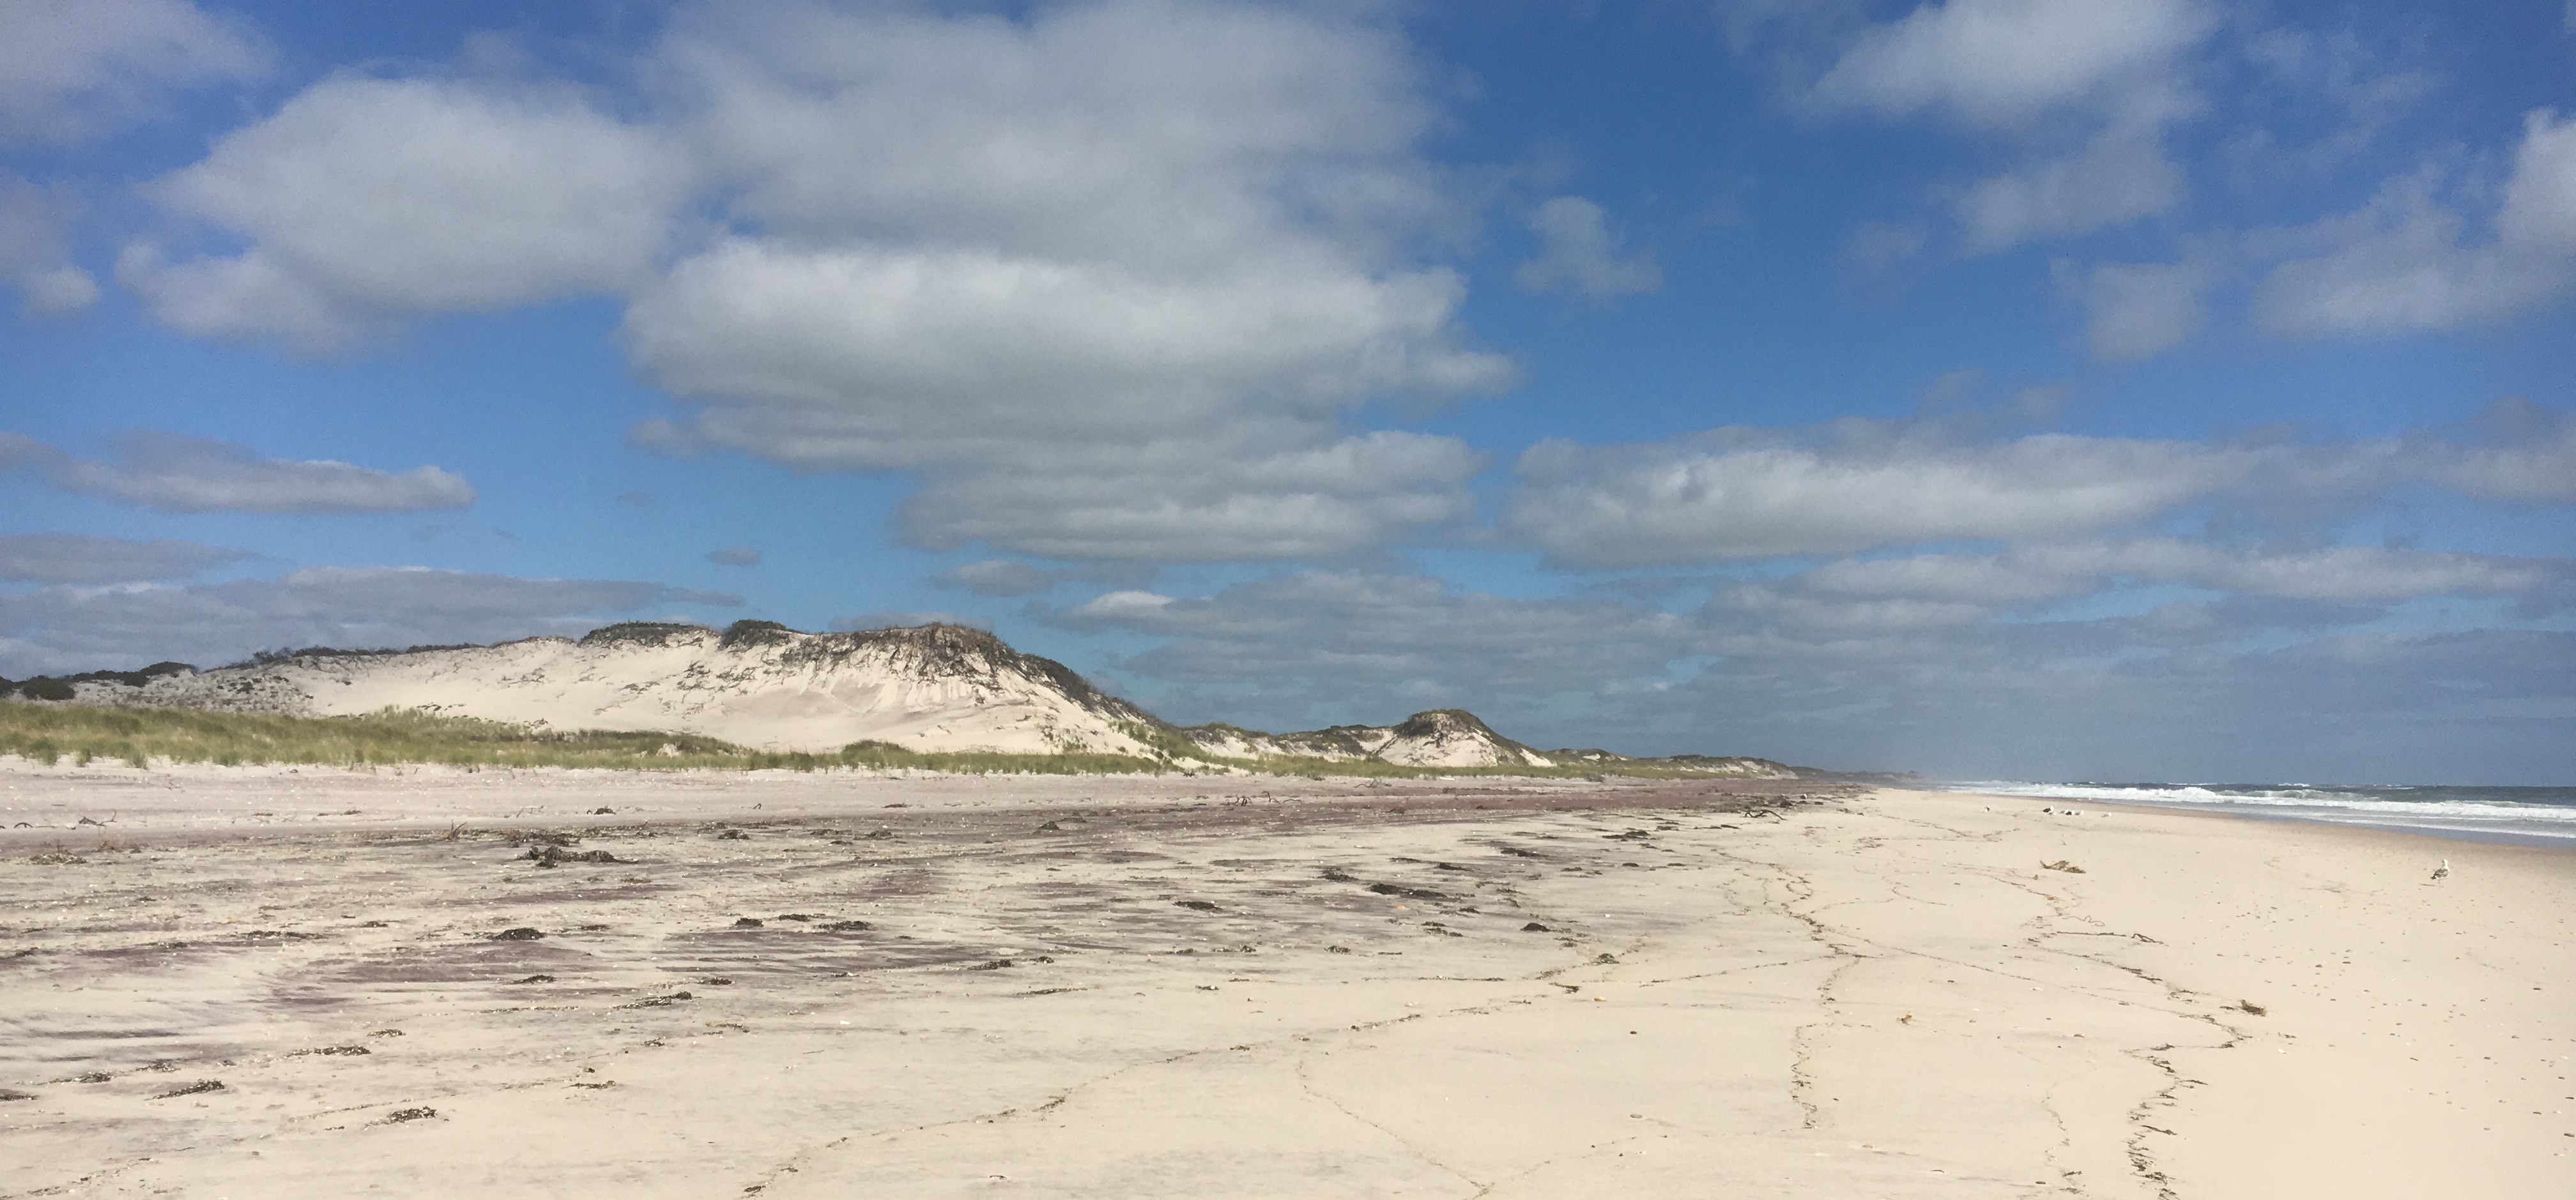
left=1, top=764, right=2568, bottom=1199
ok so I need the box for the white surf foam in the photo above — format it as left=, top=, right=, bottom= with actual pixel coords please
left=1939, top=780, right=2576, bottom=844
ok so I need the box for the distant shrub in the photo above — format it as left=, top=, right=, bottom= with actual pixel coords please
left=580, top=622, right=709, bottom=649
left=218, top=646, right=412, bottom=669
left=50, top=662, right=198, bottom=690
left=20, top=678, right=73, bottom=702
left=718, top=619, right=797, bottom=649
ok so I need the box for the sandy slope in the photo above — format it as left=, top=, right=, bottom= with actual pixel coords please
left=1178, top=710, right=1569, bottom=770
left=110, top=624, right=1169, bottom=756
left=61, top=625, right=1788, bottom=773
left=0, top=770, right=2566, bottom=1198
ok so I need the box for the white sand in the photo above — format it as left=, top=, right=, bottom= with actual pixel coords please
left=91, top=628, right=1616, bottom=767
left=106, top=626, right=1172, bottom=756
left=1, top=769, right=2567, bottom=1197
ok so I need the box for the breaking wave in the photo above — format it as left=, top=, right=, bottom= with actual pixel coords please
left=1936, top=781, right=2576, bottom=845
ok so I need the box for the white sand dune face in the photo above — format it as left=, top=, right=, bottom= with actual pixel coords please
left=1370, top=710, right=1554, bottom=768
left=117, top=623, right=1165, bottom=756
left=1177, top=711, right=1798, bottom=776
left=57, top=622, right=1795, bottom=773
left=1179, top=710, right=1556, bottom=768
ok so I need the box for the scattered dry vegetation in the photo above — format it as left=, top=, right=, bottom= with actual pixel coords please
left=0, top=701, right=1793, bottom=780
left=0, top=703, right=1163, bottom=775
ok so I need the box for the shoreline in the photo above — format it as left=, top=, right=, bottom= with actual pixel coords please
left=29, top=752, right=2569, bottom=849
left=1953, top=788, right=2576, bottom=852
left=2106, top=799, right=2576, bottom=851
left=1929, top=782, right=2576, bottom=851
left=4, top=776, right=2566, bottom=1197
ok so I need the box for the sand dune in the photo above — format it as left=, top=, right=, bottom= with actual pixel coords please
left=43, top=621, right=1795, bottom=775
left=103, top=623, right=1169, bottom=756
left=1177, top=709, right=1565, bottom=770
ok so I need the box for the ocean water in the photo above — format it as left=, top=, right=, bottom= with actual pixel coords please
left=1936, top=781, right=2576, bottom=847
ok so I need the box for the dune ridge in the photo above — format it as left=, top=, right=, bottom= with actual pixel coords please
left=15, top=621, right=1795, bottom=777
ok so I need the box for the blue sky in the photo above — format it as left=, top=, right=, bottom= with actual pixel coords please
left=3, top=0, right=2573, bottom=782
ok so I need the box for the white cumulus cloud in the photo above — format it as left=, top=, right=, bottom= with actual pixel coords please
left=1810, top=0, right=2216, bottom=128
left=125, top=75, right=694, bottom=351
left=622, top=0, right=1508, bottom=561
left=128, top=1, right=1508, bottom=561
left=2256, top=109, right=2576, bottom=336
left=1806, top=0, right=2216, bottom=254
left=0, top=0, right=269, bottom=145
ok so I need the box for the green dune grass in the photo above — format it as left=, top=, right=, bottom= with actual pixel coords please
left=0, top=701, right=1790, bottom=779
left=0, top=702, right=1176, bottom=775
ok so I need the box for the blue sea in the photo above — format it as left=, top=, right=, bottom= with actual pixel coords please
left=1935, top=781, right=2576, bottom=847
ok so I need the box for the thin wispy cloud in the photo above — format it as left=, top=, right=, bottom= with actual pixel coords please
left=1517, top=197, right=1660, bottom=300
left=8, top=432, right=475, bottom=514
left=2255, top=110, right=2576, bottom=336
left=1506, top=403, right=2576, bottom=568
left=0, top=533, right=249, bottom=584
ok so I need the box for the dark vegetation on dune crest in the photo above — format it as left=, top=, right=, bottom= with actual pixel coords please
left=0, top=660, right=196, bottom=701
left=582, top=620, right=1162, bottom=726
left=0, top=648, right=487, bottom=698
left=0, top=701, right=1799, bottom=780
